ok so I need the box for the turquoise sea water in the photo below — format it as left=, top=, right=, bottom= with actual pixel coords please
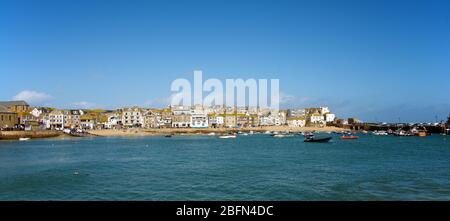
left=0, top=134, right=449, bottom=200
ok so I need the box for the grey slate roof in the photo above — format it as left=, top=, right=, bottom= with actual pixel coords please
left=0, top=100, right=29, bottom=107
left=0, top=105, right=12, bottom=113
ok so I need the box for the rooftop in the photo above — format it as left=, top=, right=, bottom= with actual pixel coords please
left=0, top=100, right=29, bottom=107
left=0, top=105, right=13, bottom=113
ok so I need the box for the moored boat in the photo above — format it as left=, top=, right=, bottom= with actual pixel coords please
left=372, top=130, right=388, bottom=136
left=304, top=136, right=332, bottom=142
left=219, top=135, right=237, bottom=139
left=410, top=127, right=430, bottom=137
left=18, top=137, right=31, bottom=141
left=393, top=130, right=413, bottom=136
left=272, top=134, right=294, bottom=138
left=340, top=135, right=359, bottom=139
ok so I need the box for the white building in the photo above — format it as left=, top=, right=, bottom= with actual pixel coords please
left=105, top=113, right=120, bottom=129
left=208, top=115, right=224, bottom=128
left=30, top=108, right=43, bottom=118
left=48, top=110, right=66, bottom=130
left=121, top=107, right=144, bottom=127
left=261, top=111, right=286, bottom=126
left=325, top=113, right=336, bottom=122
left=259, top=116, right=273, bottom=126
left=190, top=110, right=208, bottom=128
left=320, top=107, right=330, bottom=115
left=308, top=114, right=326, bottom=126
left=287, top=118, right=306, bottom=127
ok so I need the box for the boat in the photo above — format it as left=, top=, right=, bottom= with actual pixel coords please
left=207, top=132, right=216, bottom=136
left=416, top=131, right=429, bottom=137
left=304, top=135, right=332, bottom=143
left=219, top=135, right=237, bottom=139
left=410, top=127, right=430, bottom=137
left=340, top=135, right=359, bottom=140
left=164, top=134, right=173, bottom=138
left=272, top=134, right=294, bottom=138
left=372, top=130, right=388, bottom=136
left=443, top=129, right=450, bottom=136
left=19, top=137, right=31, bottom=141
left=393, top=130, right=413, bottom=136
left=303, top=132, right=314, bottom=137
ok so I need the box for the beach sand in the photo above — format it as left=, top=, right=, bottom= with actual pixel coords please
left=87, top=126, right=349, bottom=137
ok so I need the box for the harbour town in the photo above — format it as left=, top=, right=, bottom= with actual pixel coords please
left=1, top=100, right=449, bottom=140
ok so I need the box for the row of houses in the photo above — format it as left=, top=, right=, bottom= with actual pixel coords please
left=286, top=107, right=336, bottom=127
left=0, top=100, right=341, bottom=130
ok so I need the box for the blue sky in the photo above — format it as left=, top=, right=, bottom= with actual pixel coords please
left=1, top=0, right=449, bottom=122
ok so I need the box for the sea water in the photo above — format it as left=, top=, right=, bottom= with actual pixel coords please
left=0, top=134, right=449, bottom=200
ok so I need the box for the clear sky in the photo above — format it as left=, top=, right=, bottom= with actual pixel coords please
left=1, top=0, right=449, bottom=122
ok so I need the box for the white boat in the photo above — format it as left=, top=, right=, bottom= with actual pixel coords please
left=19, top=137, right=31, bottom=141
left=241, top=133, right=249, bottom=136
left=207, top=132, right=216, bottom=136
left=272, top=134, right=294, bottom=138
left=373, top=130, right=388, bottom=136
left=219, top=135, right=237, bottom=139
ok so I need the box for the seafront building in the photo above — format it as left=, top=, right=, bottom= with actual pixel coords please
left=64, top=110, right=83, bottom=129
left=0, top=101, right=29, bottom=113
left=105, top=112, right=121, bottom=129
left=190, top=109, right=208, bottom=128
left=121, top=107, right=144, bottom=127
left=0, top=99, right=344, bottom=131
left=287, top=117, right=306, bottom=127
left=0, top=105, right=19, bottom=129
left=48, top=110, right=66, bottom=130
left=172, top=113, right=191, bottom=128
left=208, top=114, right=224, bottom=128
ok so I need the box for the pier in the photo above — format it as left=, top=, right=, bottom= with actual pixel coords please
left=338, top=123, right=449, bottom=134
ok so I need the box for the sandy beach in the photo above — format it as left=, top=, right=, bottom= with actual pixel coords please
left=0, top=130, right=62, bottom=140
left=87, top=126, right=349, bottom=137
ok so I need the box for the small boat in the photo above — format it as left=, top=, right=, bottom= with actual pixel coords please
left=219, top=135, right=237, bottom=139
left=19, top=137, right=31, bottom=141
left=372, top=130, right=388, bottom=136
left=340, top=135, right=359, bottom=140
left=443, top=129, right=450, bottom=136
left=304, top=136, right=332, bottom=142
left=416, top=131, right=429, bottom=137
left=207, top=132, right=216, bottom=136
left=164, top=134, right=173, bottom=138
left=272, top=134, right=294, bottom=138
left=393, top=130, right=413, bottom=136
left=303, top=132, right=314, bottom=137
left=410, top=127, right=430, bottom=137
